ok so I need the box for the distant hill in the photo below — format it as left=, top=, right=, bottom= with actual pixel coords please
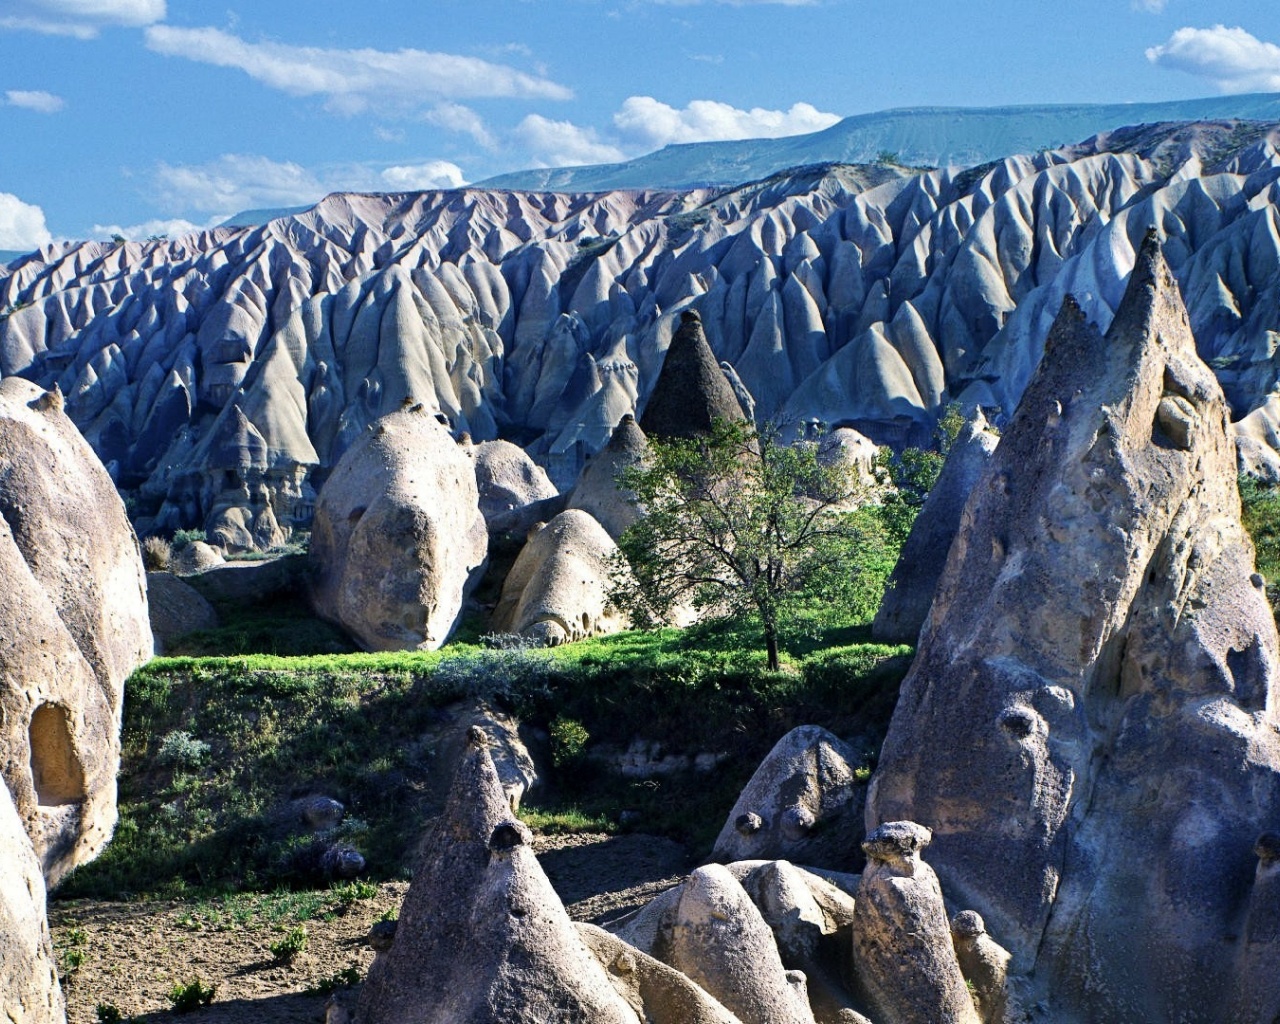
left=0, top=250, right=30, bottom=266
left=478, top=93, right=1280, bottom=192
left=218, top=205, right=313, bottom=228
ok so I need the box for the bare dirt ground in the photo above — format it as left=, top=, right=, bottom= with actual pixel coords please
left=49, top=832, right=690, bottom=1024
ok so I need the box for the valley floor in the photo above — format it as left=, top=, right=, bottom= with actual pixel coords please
left=50, top=832, right=688, bottom=1024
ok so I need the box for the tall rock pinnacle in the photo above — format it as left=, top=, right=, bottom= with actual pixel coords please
left=640, top=310, right=749, bottom=440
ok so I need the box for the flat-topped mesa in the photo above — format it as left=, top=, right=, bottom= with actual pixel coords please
left=639, top=311, right=749, bottom=440
left=867, top=231, right=1280, bottom=1022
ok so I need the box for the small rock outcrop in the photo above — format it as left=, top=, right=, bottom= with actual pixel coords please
left=468, top=438, right=559, bottom=526
left=851, top=822, right=979, bottom=1024
left=871, top=409, right=999, bottom=643
left=0, top=377, right=152, bottom=883
left=640, top=310, right=746, bottom=440
left=0, top=783, right=63, bottom=1024
left=950, top=911, right=1014, bottom=1024
left=357, top=729, right=640, bottom=1023
left=712, top=726, right=865, bottom=870
left=868, top=233, right=1280, bottom=1021
left=146, top=572, right=218, bottom=653
left=568, top=414, right=649, bottom=539
left=490, top=509, right=628, bottom=645
left=309, top=407, right=487, bottom=651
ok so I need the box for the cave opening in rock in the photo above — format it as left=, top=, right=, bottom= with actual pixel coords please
left=29, top=703, right=86, bottom=807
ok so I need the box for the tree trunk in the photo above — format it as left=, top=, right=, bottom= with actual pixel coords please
left=764, top=620, right=780, bottom=672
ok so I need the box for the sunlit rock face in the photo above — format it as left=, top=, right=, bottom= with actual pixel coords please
left=3, top=123, right=1280, bottom=545
left=868, top=234, right=1280, bottom=1023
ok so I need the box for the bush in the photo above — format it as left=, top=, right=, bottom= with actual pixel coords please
left=549, top=716, right=589, bottom=767
left=168, top=979, right=216, bottom=1012
left=156, top=730, right=210, bottom=768
left=171, top=528, right=207, bottom=552
left=268, top=924, right=308, bottom=964
left=141, top=535, right=171, bottom=571
left=95, top=1005, right=128, bottom=1024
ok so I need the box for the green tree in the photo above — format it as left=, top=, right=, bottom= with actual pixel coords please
left=609, top=419, right=880, bottom=671
left=875, top=402, right=967, bottom=544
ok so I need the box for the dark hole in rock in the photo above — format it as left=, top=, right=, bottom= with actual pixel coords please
left=29, top=703, right=86, bottom=807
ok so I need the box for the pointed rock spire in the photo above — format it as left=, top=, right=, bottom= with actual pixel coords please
left=640, top=311, right=748, bottom=440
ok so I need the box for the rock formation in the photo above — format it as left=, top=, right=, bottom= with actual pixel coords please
left=949, top=912, right=1015, bottom=1024
left=356, top=728, right=642, bottom=1023
left=639, top=310, right=748, bottom=439
left=468, top=438, right=559, bottom=527
left=871, top=409, right=999, bottom=643
left=4, top=125, right=1280, bottom=546
left=851, top=822, right=979, bottom=1024
left=0, top=377, right=152, bottom=883
left=567, top=413, right=648, bottom=539
left=146, top=571, right=219, bottom=653
left=309, top=406, right=487, bottom=651
left=868, top=233, right=1280, bottom=1021
left=491, top=509, right=628, bottom=645
left=0, top=782, right=63, bottom=1024
left=713, top=725, right=866, bottom=870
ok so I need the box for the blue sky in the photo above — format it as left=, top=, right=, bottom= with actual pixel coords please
left=0, top=0, right=1277, bottom=245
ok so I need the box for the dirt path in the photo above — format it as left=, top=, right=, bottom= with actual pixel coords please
left=50, top=833, right=689, bottom=1023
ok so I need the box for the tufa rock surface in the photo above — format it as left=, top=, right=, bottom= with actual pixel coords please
left=640, top=310, right=747, bottom=440
left=467, top=438, right=559, bottom=527
left=0, top=377, right=152, bottom=884
left=851, top=822, right=979, bottom=1024
left=868, top=233, right=1280, bottom=1021
left=309, top=407, right=487, bottom=651
left=567, top=413, right=649, bottom=540
left=713, top=725, right=866, bottom=871
left=357, top=728, right=639, bottom=1023
left=0, top=781, right=64, bottom=1024
left=146, top=571, right=218, bottom=654
left=491, top=509, right=629, bottom=645
left=871, top=409, right=999, bottom=643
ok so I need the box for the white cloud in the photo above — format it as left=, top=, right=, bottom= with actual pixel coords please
left=89, top=216, right=211, bottom=241
left=1147, top=25, right=1280, bottom=93
left=143, top=25, right=573, bottom=114
left=0, top=192, right=52, bottom=250
left=513, top=115, right=628, bottom=168
left=0, top=0, right=163, bottom=37
left=379, top=161, right=466, bottom=191
left=423, top=102, right=497, bottom=150
left=613, top=97, right=840, bottom=150
left=4, top=89, right=65, bottom=112
left=150, top=153, right=470, bottom=218
left=1133, top=0, right=1167, bottom=11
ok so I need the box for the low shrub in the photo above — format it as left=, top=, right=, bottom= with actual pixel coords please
left=268, top=924, right=308, bottom=964
left=168, top=979, right=216, bottom=1012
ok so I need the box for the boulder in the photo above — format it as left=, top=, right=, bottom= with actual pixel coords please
left=170, top=539, right=225, bottom=575
left=568, top=414, right=648, bottom=539
left=851, top=822, right=978, bottom=1024
left=871, top=409, right=999, bottom=643
left=467, top=438, right=559, bottom=527
left=712, top=726, right=865, bottom=871
left=950, top=911, right=1016, bottom=1024
left=868, top=233, right=1280, bottom=1021
left=357, top=728, right=639, bottom=1024
left=0, top=783, right=63, bottom=1024
left=146, top=572, right=218, bottom=653
left=309, top=407, right=487, bottom=651
left=816, top=427, right=879, bottom=487
left=664, top=864, right=815, bottom=1024
left=0, top=378, right=152, bottom=883
left=491, top=509, right=628, bottom=645
left=640, top=310, right=746, bottom=440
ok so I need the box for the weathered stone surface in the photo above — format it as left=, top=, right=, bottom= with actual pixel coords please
left=146, top=572, right=218, bottom=654
left=868, top=233, right=1280, bottom=1021
left=713, top=725, right=865, bottom=870
left=816, top=427, right=878, bottom=487
left=357, top=728, right=638, bottom=1024
left=0, top=782, right=63, bottom=1024
left=309, top=407, right=487, bottom=651
left=1227, top=833, right=1280, bottom=1024
left=467, top=438, right=559, bottom=526
left=851, top=822, right=979, bottom=1024
left=568, top=413, right=648, bottom=539
left=872, top=409, right=999, bottom=644
left=491, top=509, right=628, bottom=645
left=0, top=377, right=151, bottom=884
left=640, top=310, right=746, bottom=440
left=171, top=539, right=225, bottom=575
left=950, top=911, right=1015, bottom=1024
left=664, top=864, right=815, bottom=1024
left=429, top=701, right=539, bottom=812
left=578, top=923, right=744, bottom=1024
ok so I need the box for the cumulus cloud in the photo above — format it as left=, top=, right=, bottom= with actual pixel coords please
left=0, top=0, right=164, bottom=38
left=88, top=216, right=211, bottom=242
left=513, top=115, right=628, bottom=167
left=151, top=153, right=470, bottom=218
left=613, top=96, right=840, bottom=150
left=0, top=192, right=53, bottom=250
left=143, top=25, right=572, bottom=114
left=4, top=89, right=65, bottom=112
left=1146, top=25, right=1280, bottom=93
left=424, top=102, right=497, bottom=150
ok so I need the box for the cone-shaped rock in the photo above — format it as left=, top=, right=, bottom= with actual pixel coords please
left=640, top=311, right=747, bottom=439
left=868, top=232, right=1280, bottom=1022
left=568, top=414, right=648, bottom=539
left=871, top=409, right=999, bottom=644
left=357, top=728, right=639, bottom=1024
